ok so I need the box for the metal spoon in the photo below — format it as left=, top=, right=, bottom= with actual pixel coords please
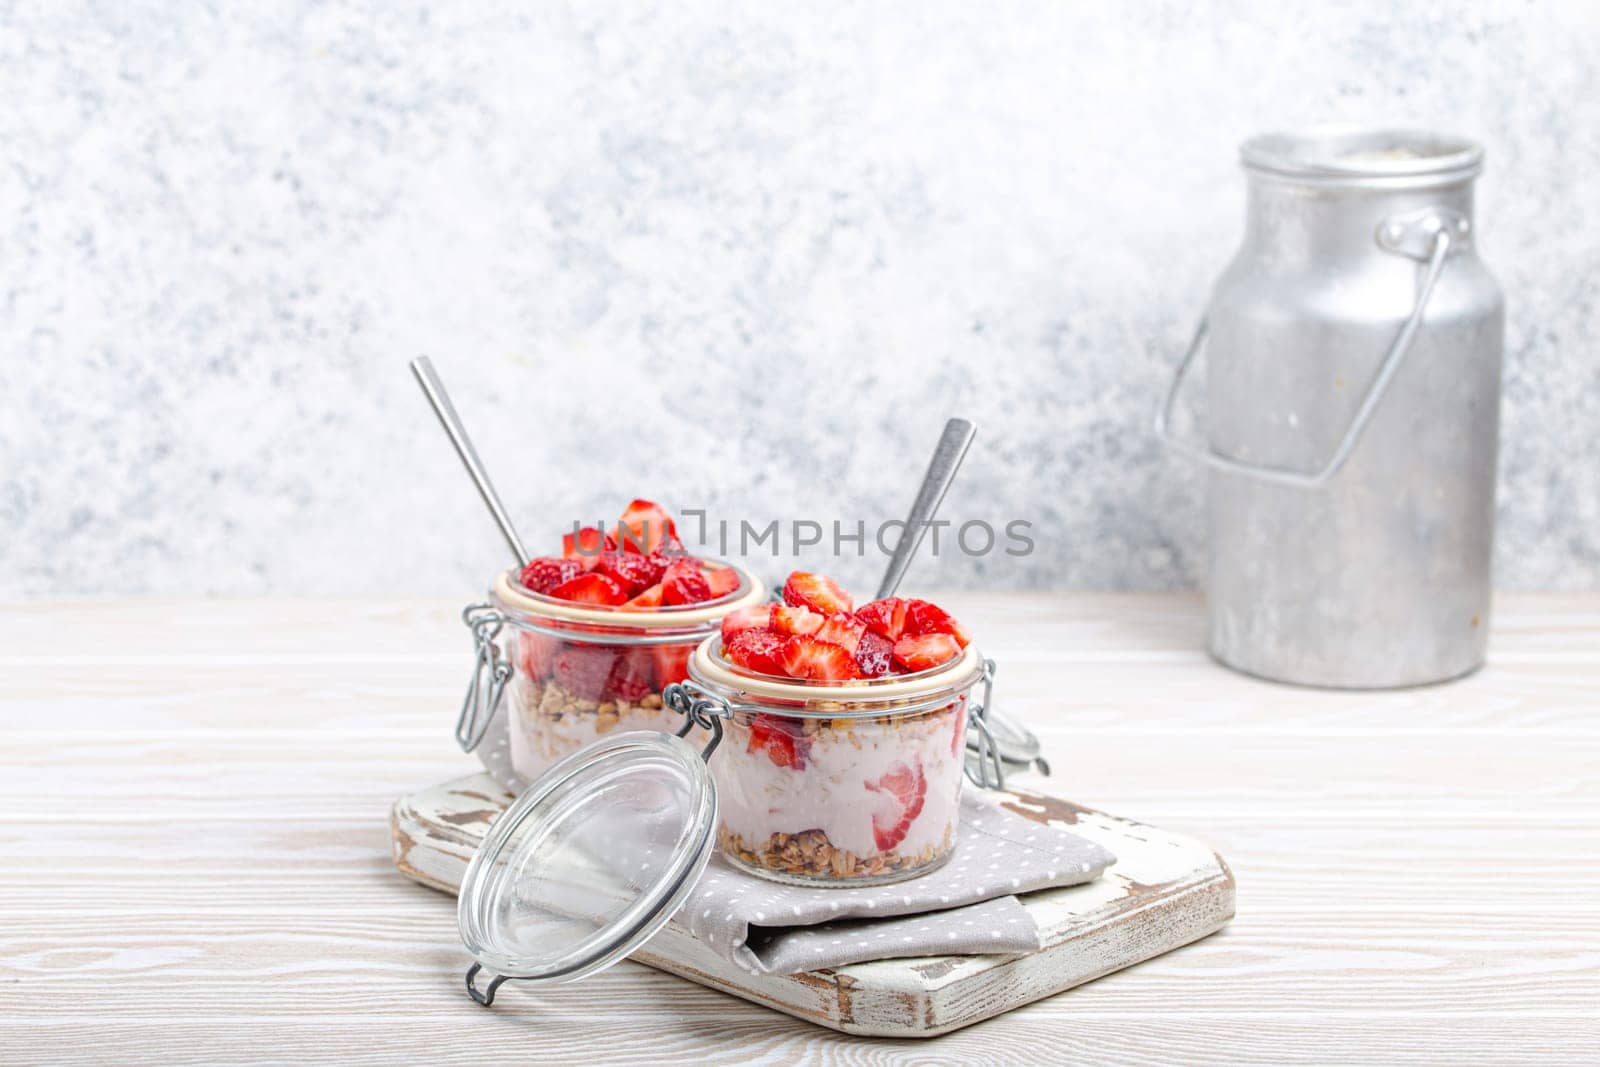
left=875, top=418, right=977, bottom=600
left=871, top=418, right=1049, bottom=778
left=410, top=356, right=531, bottom=568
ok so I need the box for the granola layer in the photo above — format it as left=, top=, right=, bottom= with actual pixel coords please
left=719, top=824, right=955, bottom=881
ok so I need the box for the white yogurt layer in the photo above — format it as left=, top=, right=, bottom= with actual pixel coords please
left=713, top=705, right=967, bottom=860
left=506, top=680, right=684, bottom=781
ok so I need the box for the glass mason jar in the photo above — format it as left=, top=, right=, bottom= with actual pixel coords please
left=454, top=563, right=766, bottom=782
left=670, top=636, right=998, bottom=887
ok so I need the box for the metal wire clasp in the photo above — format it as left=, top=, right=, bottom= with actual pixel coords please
left=456, top=603, right=511, bottom=753
left=964, top=658, right=1007, bottom=790
left=661, top=681, right=730, bottom=761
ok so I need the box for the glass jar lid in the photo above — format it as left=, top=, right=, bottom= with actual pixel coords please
left=457, top=730, right=717, bottom=1003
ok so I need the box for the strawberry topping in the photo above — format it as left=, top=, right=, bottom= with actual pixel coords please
left=661, top=559, right=712, bottom=605
left=892, top=632, right=962, bottom=672
left=904, top=599, right=972, bottom=648
left=853, top=630, right=894, bottom=677
left=703, top=566, right=742, bottom=599
left=595, top=552, right=657, bottom=596
left=770, top=604, right=825, bottom=637
left=854, top=597, right=910, bottom=641
left=720, top=604, right=772, bottom=643
left=548, top=572, right=629, bottom=606
left=724, top=628, right=789, bottom=676
left=864, top=760, right=927, bottom=851
left=620, top=582, right=665, bottom=610
left=779, top=635, right=861, bottom=681
left=561, top=526, right=616, bottom=566
left=615, top=499, right=677, bottom=555
left=814, top=613, right=866, bottom=655
left=518, top=557, right=581, bottom=595
left=782, top=572, right=854, bottom=616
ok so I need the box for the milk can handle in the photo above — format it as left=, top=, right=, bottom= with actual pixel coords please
left=1155, top=211, right=1465, bottom=490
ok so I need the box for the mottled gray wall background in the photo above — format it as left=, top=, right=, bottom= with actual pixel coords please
left=3, top=1, right=1597, bottom=597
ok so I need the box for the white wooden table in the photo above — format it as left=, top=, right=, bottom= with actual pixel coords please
left=3, top=593, right=1597, bottom=1064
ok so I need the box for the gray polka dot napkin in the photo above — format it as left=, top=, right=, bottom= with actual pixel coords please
left=673, top=795, right=1117, bottom=976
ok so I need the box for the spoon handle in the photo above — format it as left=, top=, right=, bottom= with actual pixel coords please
left=409, top=356, right=531, bottom=568
left=875, top=417, right=976, bottom=600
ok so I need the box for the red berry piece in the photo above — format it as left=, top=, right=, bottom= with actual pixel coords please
left=606, top=647, right=656, bottom=702
left=904, top=599, right=972, bottom=648
left=514, top=629, right=560, bottom=680
left=782, top=571, right=854, bottom=616
left=615, top=499, right=677, bottom=555
left=720, top=604, right=771, bottom=643
left=814, top=613, right=866, bottom=655
left=864, top=760, right=927, bottom=851
left=595, top=552, right=656, bottom=596
left=702, top=566, right=741, bottom=600
left=950, top=701, right=968, bottom=756
left=853, top=630, right=894, bottom=677
left=724, top=628, right=788, bottom=676
left=892, top=632, right=961, bottom=672
left=548, top=572, right=629, bottom=606
left=770, top=604, right=824, bottom=637
left=747, top=713, right=810, bottom=770
left=518, top=557, right=581, bottom=595
left=651, top=643, right=695, bottom=687
left=551, top=645, right=618, bottom=701
left=562, top=526, right=616, bottom=569
left=854, top=597, right=910, bottom=641
left=621, top=582, right=665, bottom=610
left=638, top=551, right=674, bottom=587
left=779, top=635, right=861, bottom=681
left=661, top=559, right=712, bottom=605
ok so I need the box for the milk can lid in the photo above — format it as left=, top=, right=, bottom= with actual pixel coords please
left=1242, top=126, right=1483, bottom=184
left=456, top=731, right=717, bottom=1003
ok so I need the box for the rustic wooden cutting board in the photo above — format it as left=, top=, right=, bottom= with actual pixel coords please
left=391, top=772, right=1234, bottom=1037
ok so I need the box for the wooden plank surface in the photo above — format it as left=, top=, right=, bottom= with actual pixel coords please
left=2, top=593, right=1598, bottom=1064
left=390, top=773, right=1235, bottom=1037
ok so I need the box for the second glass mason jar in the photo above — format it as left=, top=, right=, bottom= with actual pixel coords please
left=455, top=563, right=766, bottom=781
left=671, top=636, right=997, bottom=887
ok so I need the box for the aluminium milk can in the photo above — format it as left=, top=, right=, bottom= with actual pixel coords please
left=1158, top=127, right=1504, bottom=688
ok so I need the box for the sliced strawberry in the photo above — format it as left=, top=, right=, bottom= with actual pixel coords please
left=620, top=582, right=665, bottom=610
left=950, top=700, right=968, bottom=756
left=606, top=647, right=656, bottom=702
left=595, top=552, right=656, bottom=596
left=814, top=612, right=866, bottom=655
left=548, top=572, right=629, bottom=606
left=770, top=604, right=824, bottom=637
left=515, top=629, right=561, bottom=681
left=720, top=604, right=771, bottom=643
left=651, top=642, right=694, bottom=687
left=551, top=644, right=618, bottom=700
left=892, top=632, right=961, bottom=672
left=864, top=760, right=927, bottom=851
left=615, top=499, right=677, bottom=555
left=854, top=597, right=910, bottom=641
left=904, top=599, right=972, bottom=648
left=747, top=713, right=810, bottom=770
left=518, top=556, right=582, bottom=595
left=782, top=571, right=854, bottom=615
left=780, top=635, right=861, bottom=681
left=562, top=526, right=616, bottom=569
left=661, top=559, right=712, bottom=605
left=853, top=630, right=894, bottom=677
left=638, top=550, right=674, bottom=587
left=702, top=566, right=741, bottom=600
left=723, top=628, right=788, bottom=676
